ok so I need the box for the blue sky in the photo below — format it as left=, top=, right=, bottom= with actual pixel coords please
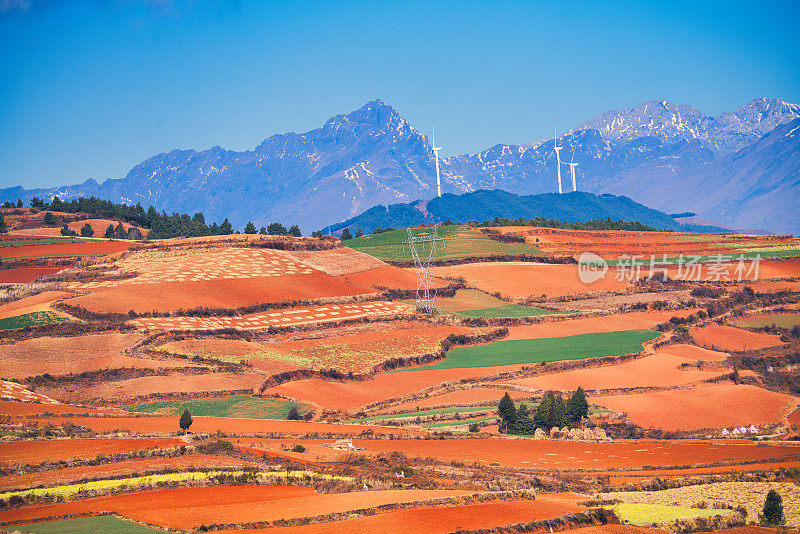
left=1, top=0, right=799, bottom=189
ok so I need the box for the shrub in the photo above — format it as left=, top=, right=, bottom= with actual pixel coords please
left=291, top=444, right=306, bottom=453
left=43, top=211, right=57, bottom=226
left=468, top=423, right=480, bottom=433
left=60, top=224, right=77, bottom=236
left=286, top=405, right=302, bottom=420
left=179, top=409, right=193, bottom=431
left=80, top=223, right=94, bottom=237
left=760, top=489, right=785, bottom=526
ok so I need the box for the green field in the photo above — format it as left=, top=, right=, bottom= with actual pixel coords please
left=347, top=405, right=495, bottom=423
left=603, top=503, right=732, bottom=525
left=409, top=289, right=565, bottom=319
left=396, top=329, right=661, bottom=371
left=455, top=304, right=563, bottom=318
left=422, top=415, right=500, bottom=428
left=344, top=225, right=542, bottom=262
left=0, top=238, right=84, bottom=248
left=732, top=313, right=800, bottom=329
left=0, top=311, right=70, bottom=331
left=121, top=395, right=307, bottom=419
left=15, top=515, right=160, bottom=534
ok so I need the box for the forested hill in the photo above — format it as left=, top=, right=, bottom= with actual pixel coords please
left=321, top=190, right=728, bottom=235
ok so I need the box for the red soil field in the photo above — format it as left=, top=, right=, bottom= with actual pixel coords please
left=508, top=351, right=729, bottom=392
left=268, top=364, right=527, bottom=412
left=240, top=437, right=800, bottom=470
left=0, top=291, right=73, bottom=319
left=558, top=525, right=656, bottom=534
left=37, top=371, right=265, bottom=403
left=65, top=273, right=372, bottom=314
left=0, top=267, right=63, bottom=283
left=11, top=414, right=419, bottom=437
left=690, top=324, right=784, bottom=351
left=0, top=486, right=472, bottom=528
left=505, top=310, right=696, bottom=340
left=0, top=332, right=192, bottom=380
left=0, top=400, right=119, bottom=417
left=658, top=343, right=729, bottom=362
left=375, top=387, right=535, bottom=413
left=599, top=459, right=800, bottom=484
left=429, top=262, right=630, bottom=298
left=285, top=247, right=386, bottom=276
left=257, top=497, right=581, bottom=534
left=341, top=265, right=445, bottom=290
left=0, top=438, right=182, bottom=466
left=0, top=454, right=258, bottom=491
left=593, top=383, right=799, bottom=431
left=0, top=241, right=130, bottom=259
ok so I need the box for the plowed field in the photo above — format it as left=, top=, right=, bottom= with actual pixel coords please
left=0, top=241, right=130, bottom=259
left=0, top=438, right=182, bottom=466
left=0, top=267, right=63, bottom=283
left=0, top=290, right=73, bottom=319
left=429, top=262, right=630, bottom=298
left=690, top=324, right=784, bottom=351
left=505, top=310, right=697, bottom=339
left=593, top=384, right=799, bottom=430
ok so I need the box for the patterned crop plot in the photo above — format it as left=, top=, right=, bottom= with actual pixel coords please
left=131, top=301, right=412, bottom=331
left=0, top=380, right=59, bottom=405
left=81, top=248, right=313, bottom=289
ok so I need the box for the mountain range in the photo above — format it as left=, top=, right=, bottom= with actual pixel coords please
left=3, top=97, right=799, bottom=234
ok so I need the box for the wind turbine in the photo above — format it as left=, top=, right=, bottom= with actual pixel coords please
left=564, top=152, right=579, bottom=192
left=553, top=124, right=563, bottom=194
left=432, top=126, right=442, bottom=198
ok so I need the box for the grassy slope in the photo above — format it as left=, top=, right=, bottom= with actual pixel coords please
left=397, top=329, right=661, bottom=371
left=15, top=515, right=160, bottom=534
left=604, top=503, right=731, bottom=525
left=0, top=311, right=70, bottom=330
left=732, top=313, right=800, bottom=329
left=345, top=225, right=542, bottom=262
left=121, top=395, right=306, bottom=419
left=455, top=304, right=563, bottom=318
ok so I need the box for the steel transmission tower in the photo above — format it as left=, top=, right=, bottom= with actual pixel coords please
left=403, top=226, right=444, bottom=315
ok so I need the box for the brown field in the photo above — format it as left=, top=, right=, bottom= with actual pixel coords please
left=0, top=454, right=259, bottom=491
left=658, top=343, right=729, bottom=361
left=665, top=258, right=800, bottom=282
left=505, top=310, right=696, bottom=340
left=0, top=381, right=59, bottom=404
left=0, top=290, right=74, bottom=319
left=237, top=437, right=800, bottom=470
left=508, top=351, right=729, bottom=392
left=690, top=324, right=784, bottom=351
left=268, top=365, right=527, bottom=412
left=0, top=438, right=183, bottom=466
left=36, top=371, right=265, bottom=403
left=0, top=486, right=472, bottom=528
left=429, top=262, right=630, bottom=298
left=15, top=219, right=148, bottom=238
left=0, top=266, right=64, bottom=283
left=0, top=400, right=118, bottom=417
left=341, top=265, right=445, bottom=290
left=129, top=301, right=412, bottom=332
left=283, top=247, right=386, bottom=276
left=0, top=332, right=181, bottom=380
left=67, top=274, right=373, bottom=315
left=0, top=241, right=130, bottom=260
left=375, top=387, right=535, bottom=413
left=258, top=496, right=581, bottom=534
left=593, top=383, right=799, bottom=431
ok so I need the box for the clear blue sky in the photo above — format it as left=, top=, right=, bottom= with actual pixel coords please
left=1, top=0, right=798, bottom=189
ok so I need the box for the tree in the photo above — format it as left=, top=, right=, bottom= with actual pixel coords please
left=287, top=225, right=301, bottom=237
left=286, top=405, right=302, bottom=420
left=16, top=198, right=23, bottom=208
left=105, top=224, right=115, bottom=238
left=340, top=228, right=353, bottom=240
left=468, top=423, right=480, bottom=433
left=267, top=222, right=287, bottom=235
left=760, top=490, right=785, bottom=526
left=311, top=230, right=323, bottom=238
left=60, top=224, right=77, bottom=236
left=566, top=387, right=589, bottom=425
left=114, top=222, right=126, bottom=239
left=354, top=228, right=364, bottom=238
left=30, top=197, right=45, bottom=208
left=219, top=218, right=233, bottom=235
left=244, top=221, right=257, bottom=234
left=43, top=211, right=57, bottom=226
left=179, top=409, right=193, bottom=431
left=259, top=226, right=267, bottom=235
left=0, top=213, right=6, bottom=233
left=80, top=223, right=94, bottom=237
left=497, top=392, right=517, bottom=433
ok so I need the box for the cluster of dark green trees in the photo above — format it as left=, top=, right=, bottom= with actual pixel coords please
left=2, top=196, right=303, bottom=240
left=498, top=388, right=589, bottom=435
left=476, top=216, right=660, bottom=231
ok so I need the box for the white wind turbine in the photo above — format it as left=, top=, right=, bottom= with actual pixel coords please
left=432, top=126, right=442, bottom=198
left=564, top=151, right=579, bottom=192
left=553, top=124, right=563, bottom=194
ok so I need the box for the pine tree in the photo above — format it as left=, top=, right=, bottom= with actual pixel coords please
left=497, top=393, right=517, bottom=433
left=340, top=228, right=353, bottom=240
left=267, top=222, right=287, bottom=235
left=219, top=218, right=233, bottom=235
left=80, top=223, right=94, bottom=237
left=105, top=224, right=115, bottom=238
left=43, top=212, right=57, bottom=226
left=566, top=387, right=589, bottom=425
left=288, top=225, right=302, bottom=237
left=115, top=222, right=126, bottom=239
left=179, top=409, right=193, bottom=431
left=760, top=490, right=785, bottom=526
left=244, top=221, right=257, bottom=234
left=259, top=226, right=267, bottom=235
